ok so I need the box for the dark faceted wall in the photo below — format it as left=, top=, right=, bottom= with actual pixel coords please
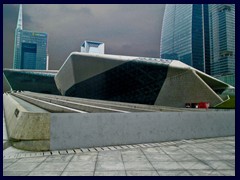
left=66, top=60, right=169, bottom=105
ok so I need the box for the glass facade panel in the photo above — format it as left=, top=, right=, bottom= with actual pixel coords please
left=160, top=4, right=205, bottom=72
left=209, top=4, right=235, bottom=77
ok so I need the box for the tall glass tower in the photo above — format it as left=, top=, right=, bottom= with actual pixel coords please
left=160, top=4, right=206, bottom=72
left=13, top=4, right=48, bottom=70
left=208, top=4, right=235, bottom=86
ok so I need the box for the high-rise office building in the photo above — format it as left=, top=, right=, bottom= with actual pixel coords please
left=160, top=4, right=206, bottom=72
left=208, top=4, right=235, bottom=86
left=13, top=4, right=48, bottom=70
left=160, top=4, right=235, bottom=86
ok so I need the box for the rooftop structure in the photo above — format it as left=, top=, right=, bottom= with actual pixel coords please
left=81, top=40, right=105, bottom=54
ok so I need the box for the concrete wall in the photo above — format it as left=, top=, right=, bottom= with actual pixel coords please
left=3, top=94, right=50, bottom=151
left=50, top=110, right=235, bottom=150
left=155, top=69, right=223, bottom=107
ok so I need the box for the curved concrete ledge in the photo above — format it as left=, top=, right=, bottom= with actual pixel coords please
left=3, top=94, right=50, bottom=151
left=3, top=93, right=235, bottom=152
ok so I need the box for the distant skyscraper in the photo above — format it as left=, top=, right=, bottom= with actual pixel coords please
left=160, top=4, right=235, bottom=86
left=203, top=4, right=211, bottom=75
left=13, top=4, right=48, bottom=70
left=160, top=4, right=206, bottom=72
left=208, top=4, right=235, bottom=86
left=81, top=41, right=105, bottom=54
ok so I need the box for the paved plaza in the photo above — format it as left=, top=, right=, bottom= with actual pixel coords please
left=3, top=136, right=235, bottom=176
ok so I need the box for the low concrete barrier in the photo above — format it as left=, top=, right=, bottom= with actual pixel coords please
left=50, top=111, right=235, bottom=150
left=3, top=94, right=50, bottom=151
left=3, top=93, right=235, bottom=151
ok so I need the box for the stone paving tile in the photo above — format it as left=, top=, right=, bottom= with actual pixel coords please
left=153, top=147, right=167, bottom=154
left=126, top=170, right=158, bottom=176
left=96, top=161, right=125, bottom=171
left=121, top=149, right=143, bottom=155
left=178, top=144, right=196, bottom=150
left=3, top=171, right=30, bottom=176
left=189, top=170, right=223, bottom=176
left=61, top=171, right=94, bottom=176
left=214, top=153, right=235, bottom=160
left=225, top=160, right=235, bottom=167
left=28, top=171, right=62, bottom=176
left=33, top=162, right=68, bottom=172
left=182, top=148, right=209, bottom=154
left=178, top=161, right=213, bottom=170
left=141, top=147, right=159, bottom=153
left=17, top=156, right=47, bottom=163
left=224, top=141, right=235, bottom=146
left=157, top=170, right=192, bottom=176
left=122, top=154, right=148, bottom=162
left=71, top=154, right=97, bottom=162
left=94, top=171, right=126, bottom=176
left=224, top=149, right=235, bottom=154
left=193, top=142, right=216, bottom=147
left=218, top=170, right=235, bottom=176
left=44, top=155, right=73, bottom=163
left=146, top=153, right=174, bottom=162
left=79, top=151, right=98, bottom=155
left=64, top=161, right=96, bottom=171
left=2, top=136, right=235, bottom=176
left=3, top=162, right=13, bottom=169
left=4, top=162, right=40, bottom=171
left=161, top=146, right=179, bottom=152
left=3, top=159, right=19, bottom=163
left=204, top=160, right=233, bottom=170
left=168, top=154, right=198, bottom=162
left=151, top=161, right=184, bottom=170
left=98, top=150, right=121, bottom=156
left=98, top=154, right=122, bottom=161
left=191, top=153, right=220, bottom=161
left=223, top=136, right=235, bottom=140
left=124, top=161, right=154, bottom=171
left=204, top=148, right=232, bottom=154
left=162, top=148, right=188, bottom=155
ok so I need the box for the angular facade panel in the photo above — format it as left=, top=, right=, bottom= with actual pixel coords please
left=55, top=52, right=233, bottom=108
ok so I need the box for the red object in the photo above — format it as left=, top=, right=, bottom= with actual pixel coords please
left=198, top=102, right=210, bottom=109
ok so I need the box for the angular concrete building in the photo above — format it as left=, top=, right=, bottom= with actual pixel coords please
left=55, top=52, right=234, bottom=108
left=3, top=69, right=60, bottom=95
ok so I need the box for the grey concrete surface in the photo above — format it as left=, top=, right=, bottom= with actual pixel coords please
left=3, top=94, right=50, bottom=151
left=3, top=136, right=235, bottom=176
left=3, top=91, right=235, bottom=152
left=50, top=111, right=234, bottom=150
left=3, top=110, right=10, bottom=150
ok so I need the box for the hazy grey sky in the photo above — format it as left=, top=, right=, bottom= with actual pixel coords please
left=3, top=4, right=165, bottom=70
